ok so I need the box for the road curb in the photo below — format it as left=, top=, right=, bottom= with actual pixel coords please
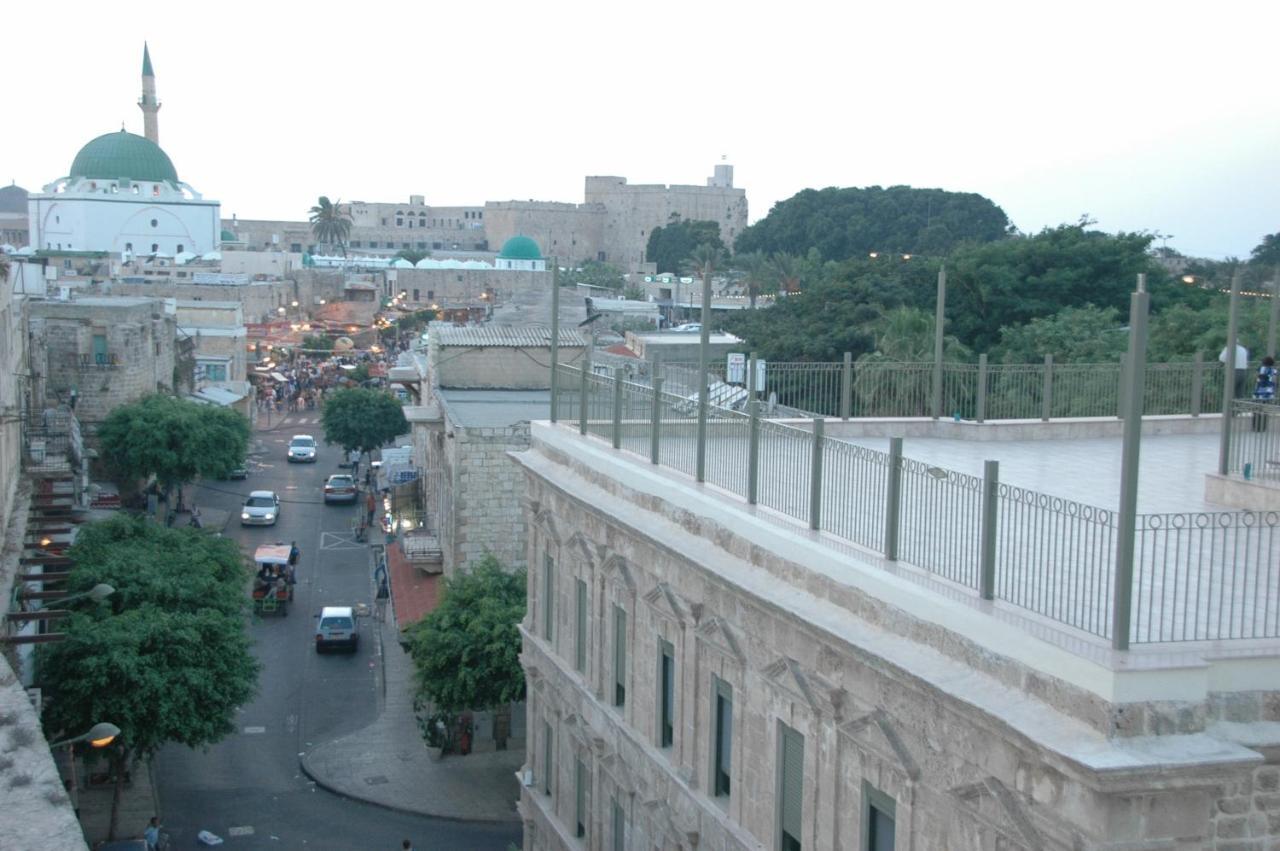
left=296, top=750, right=521, bottom=824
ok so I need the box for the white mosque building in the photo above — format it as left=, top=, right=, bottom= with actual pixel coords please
left=27, top=45, right=220, bottom=257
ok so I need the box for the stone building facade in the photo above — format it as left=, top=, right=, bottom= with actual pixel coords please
left=28, top=296, right=178, bottom=431
left=514, top=423, right=1280, bottom=851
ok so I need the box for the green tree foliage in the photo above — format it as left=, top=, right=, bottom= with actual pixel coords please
left=561, top=260, right=626, bottom=292
left=39, top=515, right=257, bottom=839
left=1250, top=233, right=1280, bottom=268
left=308, top=196, right=352, bottom=255
left=407, top=555, right=526, bottom=713
left=395, top=248, right=431, bottom=265
left=321, top=386, right=408, bottom=455
left=97, top=394, right=250, bottom=491
left=853, top=307, right=972, bottom=416
left=728, top=251, right=775, bottom=308
left=301, top=334, right=334, bottom=353
left=992, top=305, right=1127, bottom=363
left=734, top=185, right=1010, bottom=262
left=646, top=216, right=725, bottom=274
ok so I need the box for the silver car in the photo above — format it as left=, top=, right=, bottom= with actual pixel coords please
left=287, top=434, right=317, bottom=463
left=240, top=490, right=280, bottom=526
left=315, top=606, right=359, bottom=653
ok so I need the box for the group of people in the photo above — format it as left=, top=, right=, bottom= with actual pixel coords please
left=1219, top=344, right=1277, bottom=401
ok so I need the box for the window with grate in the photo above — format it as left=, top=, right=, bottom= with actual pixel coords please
left=612, top=606, right=626, bottom=708
left=778, top=722, right=804, bottom=851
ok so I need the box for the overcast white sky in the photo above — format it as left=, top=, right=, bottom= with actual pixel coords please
left=4, top=1, right=1275, bottom=259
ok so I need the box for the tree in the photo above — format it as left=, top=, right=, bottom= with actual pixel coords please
left=993, top=305, right=1127, bottom=364
left=39, top=515, right=257, bottom=840
left=320, top=386, right=408, bottom=456
left=854, top=306, right=972, bottom=416
left=688, top=243, right=725, bottom=300
left=729, top=250, right=774, bottom=309
left=561, top=260, right=626, bottom=292
left=1250, top=233, right=1280, bottom=268
left=646, top=216, right=726, bottom=274
left=301, top=334, right=334, bottom=354
left=407, top=555, right=526, bottom=717
left=734, top=185, right=1011, bottom=262
left=97, top=394, right=250, bottom=499
left=396, top=248, right=430, bottom=265
left=308, top=196, right=352, bottom=256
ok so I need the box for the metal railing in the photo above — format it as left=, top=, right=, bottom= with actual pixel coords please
left=650, top=356, right=1226, bottom=421
left=553, top=364, right=1278, bottom=646
left=1226, top=401, right=1280, bottom=482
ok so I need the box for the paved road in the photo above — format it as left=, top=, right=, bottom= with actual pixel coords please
left=154, top=428, right=521, bottom=850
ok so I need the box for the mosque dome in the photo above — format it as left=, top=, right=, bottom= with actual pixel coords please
left=498, top=235, right=542, bottom=261
left=0, top=183, right=28, bottom=213
left=69, top=131, right=179, bottom=183
left=220, top=229, right=236, bottom=242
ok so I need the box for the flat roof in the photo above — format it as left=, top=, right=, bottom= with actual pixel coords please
left=437, top=388, right=552, bottom=428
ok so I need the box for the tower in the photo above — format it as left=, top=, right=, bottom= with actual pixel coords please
left=138, top=43, right=160, bottom=145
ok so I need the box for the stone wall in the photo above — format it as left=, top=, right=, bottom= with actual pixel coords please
left=438, top=423, right=532, bottom=574
left=389, top=267, right=548, bottom=308
left=484, top=201, right=606, bottom=266
left=513, top=425, right=1280, bottom=851
left=0, top=262, right=28, bottom=533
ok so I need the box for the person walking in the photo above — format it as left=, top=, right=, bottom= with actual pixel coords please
left=1254, top=356, right=1277, bottom=402
left=1220, top=343, right=1250, bottom=398
left=144, top=817, right=161, bottom=850
left=365, top=490, right=378, bottom=529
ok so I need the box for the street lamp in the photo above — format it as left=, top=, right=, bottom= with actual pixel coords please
left=49, top=722, right=120, bottom=816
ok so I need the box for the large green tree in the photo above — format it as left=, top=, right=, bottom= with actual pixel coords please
left=1250, top=233, right=1280, bottom=268
left=309, top=196, right=352, bottom=256
left=992, top=305, right=1127, bottom=364
left=39, top=515, right=257, bottom=840
left=407, top=555, right=526, bottom=715
left=646, top=216, right=725, bottom=274
left=97, top=394, right=250, bottom=496
left=320, top=386, right=409, bottom=456
left=735, top=185, right=1010, bottom=262
left=561, top=260, right=626, bottom=292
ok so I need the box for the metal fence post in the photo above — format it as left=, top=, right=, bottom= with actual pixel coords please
left=840, top=352, right=853, bottom=420
left=976, top=353, right=988, bottom=424
left=884, top=437, right=903, bottom=561
left=1041, top=354, right=1054, bottom=422
left=695, top=270, right=712, bottom=483
left=612, top=367, right=624, bottom=449
left=578, top=358, right=590, bottom=436
left=650, top=377, right=663, bottom=465
left=931, top=265, right=947, bottom=420
left=1112, top=273, right=1150, bottom=651
left=747, top=399, right=760, bottom=505
left=809, top=419, right=824, bottom=531
left=1191, top=351, right=1204, bottom=417
left=549, top=261, right=560, bottom=423
left=1219, top=269, right=1243, bottom=475
left=979, top=460, right=999, bottom=600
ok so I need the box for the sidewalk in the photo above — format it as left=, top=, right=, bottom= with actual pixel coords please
left=299, top=580, right=522, bottom=822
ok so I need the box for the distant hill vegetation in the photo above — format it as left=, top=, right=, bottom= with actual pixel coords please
left=734, top=185, right=1012, bottom=261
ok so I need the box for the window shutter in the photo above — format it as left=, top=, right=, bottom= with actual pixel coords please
left=576, top=579, right=588, bottom=672
left=542, top=722, right=553, bottom=796
left=780, top=724, right=804, bottom=841
left=613, top=606, right=627, bottom=706
left=542, top=554, right=554, bottom=641
left=575, top=758, right=587, bottom=838
left=612, top=797, right=626, bottom=851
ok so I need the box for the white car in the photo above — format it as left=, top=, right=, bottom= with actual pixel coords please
left=287, top=434, right=317, bottom=463
left=241, top=491, right=280, bottom=526
left=673, top=322, right=702, bottom=333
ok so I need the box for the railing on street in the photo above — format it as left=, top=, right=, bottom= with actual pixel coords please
left=1226, top=400, right=1280, bottom=482
left=648, top=356, right=1227, bottom=421
left=553, top=364, right=1278, bottom=647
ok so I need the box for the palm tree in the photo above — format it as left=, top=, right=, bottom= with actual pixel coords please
left=308, top=196, right=352, bottom=257
left=731, top=251, right=772, bottom=309
left=768, top=252, right=802, bottom=296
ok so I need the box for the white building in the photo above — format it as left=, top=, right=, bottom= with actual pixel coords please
left=26, top=46, right=219, bottom=257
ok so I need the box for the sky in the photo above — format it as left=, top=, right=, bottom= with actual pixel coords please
left=4, top=0, right=1276, bottom=259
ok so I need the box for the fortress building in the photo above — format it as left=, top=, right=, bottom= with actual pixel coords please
left=27, top=46, right=219, bottom=257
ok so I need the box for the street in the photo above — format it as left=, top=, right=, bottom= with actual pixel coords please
left=153, top=419, right=521, bottom=850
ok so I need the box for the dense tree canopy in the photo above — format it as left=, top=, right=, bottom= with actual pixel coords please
left=39, top=515, right=257, bottom=839
left=646, top=217, right=725, bottom=274
left=560, top=260, right=626, bottom=292
left=97, top=394, right=250, bottom=492
left=407, top=556, right=526, bottom=713
left=1250, top=233, right=1280, bottom=269
left=734, top=185, right=1011, bottom=262
left=321, top=386, right=409, bottom=456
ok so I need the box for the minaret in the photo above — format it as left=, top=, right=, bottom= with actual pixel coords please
left=138, top=43, right=160, bottom=144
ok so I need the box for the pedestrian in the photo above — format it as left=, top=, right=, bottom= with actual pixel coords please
left=1220, top=343, right=1250, bottom=398
left=144, top=817, right=160, bottom=850
left=289, top=540, right=300, bottom=568
left=402, top=841, right=413, bottom=851
left=365, top=490, right=377, bottom=528
left=1254, top=356, right=1277, bottom=402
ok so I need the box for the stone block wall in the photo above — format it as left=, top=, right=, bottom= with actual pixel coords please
left=442, top=423, right=531, bottom=574
left=513, top=428, right=1279, bottom=851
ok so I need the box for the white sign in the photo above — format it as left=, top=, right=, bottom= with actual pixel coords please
left=726, top=353, right=766, bottom=390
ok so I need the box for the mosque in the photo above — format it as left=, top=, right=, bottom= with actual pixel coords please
left=26, top=45, right=220, bottom=257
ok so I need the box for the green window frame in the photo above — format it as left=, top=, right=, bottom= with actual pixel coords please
left=659, top=639, right=675, bottom=748
left=712, top=677, right=732, bottom=798
left=861, top=781, right=896, bottom=851
left=612, top=796, right=625, bottom=851
left=575, top=757, right=588, bottom=838
left=542, top=553, right=554, bottom=642
left=778, top=722, right=804, bottom=851
left=613, top=605, right=626, bottom=708
left=575, top=578, right=588, bottom=672
left=542, top=721, right=553, bottom=796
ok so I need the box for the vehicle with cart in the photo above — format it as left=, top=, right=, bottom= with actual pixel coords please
left=252, top=543, right=296, bottom=616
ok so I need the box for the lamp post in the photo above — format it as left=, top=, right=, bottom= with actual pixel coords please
left=50, top=722, right=120, bottom=816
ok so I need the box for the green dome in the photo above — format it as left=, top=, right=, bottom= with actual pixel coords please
left=70, top=131, right=178, bottom=184
left=220, top=229, right=236, bottom=242
left=498, top=235, right=542, bottom=260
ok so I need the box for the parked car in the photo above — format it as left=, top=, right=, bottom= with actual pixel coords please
left=287, top=434, right=318, bottom=463
left=315, top=605, right=359, bottom=653
left=323, top=474, right=357, bottom=504
left=673, top=322, right=702, bottom=333
left=240, top=490, right=280, bottom=526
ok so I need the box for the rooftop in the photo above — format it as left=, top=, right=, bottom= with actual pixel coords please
left=437, top=388, right=552, bottom=428
left=431, top=324, right=586, bottom=348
